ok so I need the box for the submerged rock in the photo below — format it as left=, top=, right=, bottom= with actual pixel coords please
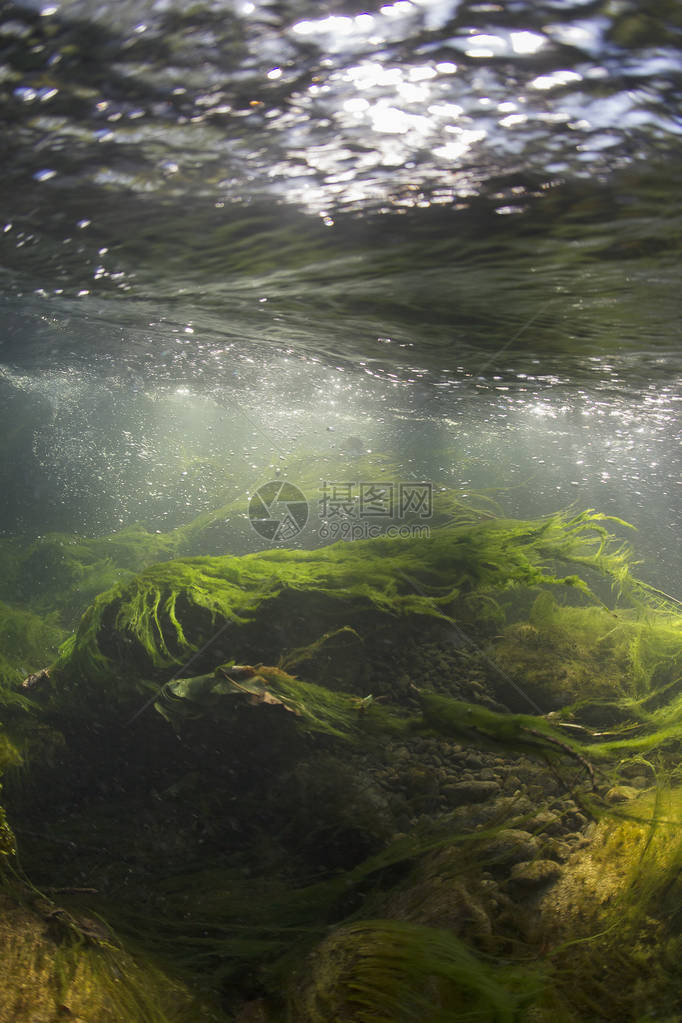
left=485, top=829, right=540, bottom=868
left=0, top=892, right=219, bottom=1023
left=442, top=779, right=501, bottom=806
left=509, top=859, right=563, bottom=887
left=605, top=784, right=642, bottom=804
left=46, top=512, right=628, bottom=715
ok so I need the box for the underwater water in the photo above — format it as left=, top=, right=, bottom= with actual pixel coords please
left=1, top=2, right=681, bottom=1022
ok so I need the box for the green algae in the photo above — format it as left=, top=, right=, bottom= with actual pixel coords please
left=418, top=691, right=595, bottom=783
left=495, top=592, right=682, bottom=710
left=0, top=892, right=227, bottom=1023
left=0, top=729, right=21, bottom=863
left=0, top=527, right=180, bottom=623
left=0, top=456, right=488, bottom=626
left=530, top=783, right=682, bottom=1021
left=0, top=601, right=65, bottom=695
left=158, top=663, right=408, bottom=742
left=290, top=918, right=543, bottom=1023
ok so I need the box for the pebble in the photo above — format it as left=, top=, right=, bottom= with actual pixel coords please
left=503, top=775, right=522, bottom=792
left=442, top=780, right=501, bottom=807
left=618, top=762, right=655, bottom=782
left=527, top=810, right=563, bottom=836
left=484, top=829, right=540, bottom=867
left=627, top=775, right=651, bottom=790
left=508, top=859, right=563, bottom=887
left=605, top=784, right=641, bottom=804
left=540, top=839, right=572, bottom=863
left=562, top=809, right=588, bottom=830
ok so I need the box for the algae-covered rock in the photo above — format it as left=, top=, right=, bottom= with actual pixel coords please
left=508, top=859, right=563, bottom=888
left=289, top=918, right=543, bottom=1023
left=0, top=892, right=224, bottom=1023
left=518, top=786, right=682, bottom=1019
left=8, top=506, right=681, bottom=1023
left=0, top=730, right=21, bottom=860
left=494, top=591, right=682, bottom=710
left=442, top=779, right=501, bottom=806
left=48, top=511, right=637, bottom=716
left=605, top=784, right=641, bottom=803
left=484, top=829, right=540, bottom=867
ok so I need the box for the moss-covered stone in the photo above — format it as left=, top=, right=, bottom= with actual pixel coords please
left=494, top=591, right=682, bottom=710
left=0, top=892, right=226, bottom=1023
left=289, top=918, right=544, bottom=1022
left=47, top=510, right=637, bottom=716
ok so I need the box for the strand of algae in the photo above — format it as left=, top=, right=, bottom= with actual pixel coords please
left=418, top=691, right=596, bottom=784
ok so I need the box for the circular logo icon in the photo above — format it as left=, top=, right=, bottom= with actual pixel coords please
left=249, top=481, right=309, bottom=542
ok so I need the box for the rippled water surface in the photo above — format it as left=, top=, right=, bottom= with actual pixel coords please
left=1, top=0, right=680, bottom=584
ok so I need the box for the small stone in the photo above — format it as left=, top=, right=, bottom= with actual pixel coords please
left=527, top=810, right=563, bottom=836
left=583, top=820, right=597, bottom=840
left=442, top=780, right=501, bottom=807
left=540, top=839, right=572, bottom=863
left=605, top=785, right=641, bottom=804
left=509, top=859, right=563, bottom=887
left=479, top=767, right=497, bottom=782
left=618, top=762, right=655, bottom=782
left=485, top=829, right=539, bottom=867
left=562, top=809, right=588, bottom=830
left=503, top=774, right=522, bottom=792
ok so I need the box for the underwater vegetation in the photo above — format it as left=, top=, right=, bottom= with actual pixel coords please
left=0, top=449, right=439, bottom=633
left=0, top=889, right=225, bottom=1023
left=46, top=508, right=634, bottom=709
left=290, top=918, right=544, bottom=1023
left=2, top=504, right=682, bottom=1020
